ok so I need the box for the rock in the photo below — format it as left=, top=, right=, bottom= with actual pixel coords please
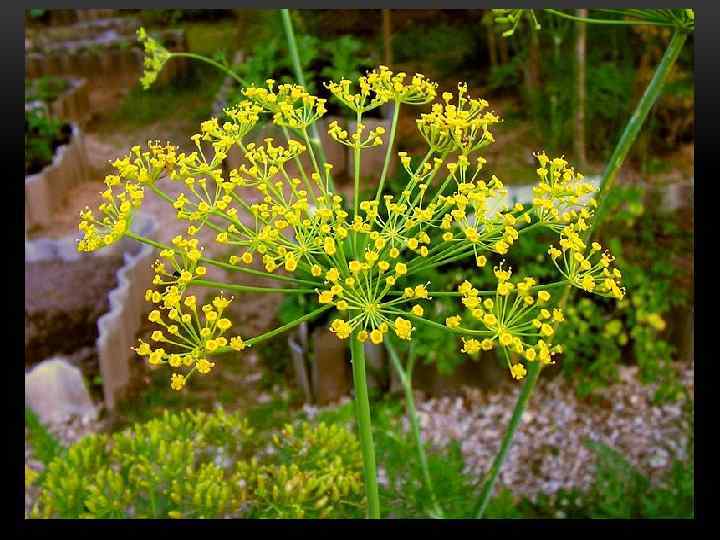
left=25, top=357, right=98, bottom=425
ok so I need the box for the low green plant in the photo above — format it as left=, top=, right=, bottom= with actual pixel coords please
left=583, top=440, right=693, bottom=518
left=113, top=62, right=224, bottom=125
left=25, top=408, right=65, bottom=471
left=31, top=409, right=364, bottom=519
left=237, top=422, right=365, bottom=518
left=25, top=108, right=66, bottom=175
left=25, top=76, right=70, bottom=105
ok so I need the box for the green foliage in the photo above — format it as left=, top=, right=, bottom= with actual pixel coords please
left=238, top=422, right=365, bottom=518
left=25, top=76, right=70, bottom=105
left=32, top=409, right=364, bottom=519
left=113, top=62, right=224, bottom=125
left=487, top=56, right=524, bottom=92
left=320, top=35, right=372, bottom=84
left=582, top=440, right=693, bottom=518
left=33, top=409, right=255, bottom=518
left=25, top=108, right=66, bottom=175
left=391, top=23, right=476, bottom=79
left=25, top=408, right=65, bottom=469
left=254, top=334, right=292, bottom=390
left=228, top=32, right=373, bottom=112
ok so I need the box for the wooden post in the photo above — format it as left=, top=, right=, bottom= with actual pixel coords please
left=487, top=20, right=498, bottom=67
left=575, top=9, right=588, bottom=168
left=382, top=9, right=392, bottom=68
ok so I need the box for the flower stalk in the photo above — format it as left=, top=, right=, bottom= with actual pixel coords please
left=350, top=336, right=381, bottom=518
left=385, top=339, right=444, bottom=518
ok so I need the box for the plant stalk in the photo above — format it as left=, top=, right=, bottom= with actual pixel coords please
left=280, top=9, right=333, bottom=191
left=589, top=28, right=686, bottom=237
left=374, top=99, right=400, bottom=202
left=472, top=360, right=540, bottom=517
left=385, top=339, right=444, bottom=518
left=350, top=336, right=381, bottom=518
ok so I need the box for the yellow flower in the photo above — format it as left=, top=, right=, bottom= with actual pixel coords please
left=510, top=363, right=527, bottom=380
left=330, top=319, right=352, bottom=340
left=323, top=237, right=336, bottom=256
left=393, top=317, right=413, bottom=340
left=170, top=373, right=186, bottom=390
left=230, top=336, right=246, bottom=350
left=446, top=315, right=461, bottom=328
left=196, top=358, right=215, bottom=374
left=461, top=338, right=481, bottom=354
left=370, top=328, right=384, bottom=344
left=480, top=338, right=495, bottom=351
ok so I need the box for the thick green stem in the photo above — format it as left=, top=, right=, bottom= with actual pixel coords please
left=473, top=360, right=541, bottom=518
left=350, top=336, right=380, bottom=519
left=590, top=28, right=687, bottom=237
left=280, top=9, right=333, bottom=191
left=385, top=340, right=444, bottom=518
left=472, top=25, right=689, bottom=520
left=374, top=100, right=401, bottom=202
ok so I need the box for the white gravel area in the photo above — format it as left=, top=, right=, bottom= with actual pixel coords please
left=409, top=363, right=693, bottom=500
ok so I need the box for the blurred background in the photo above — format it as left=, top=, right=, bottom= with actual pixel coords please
left=25, top=9, right=693, bottom=519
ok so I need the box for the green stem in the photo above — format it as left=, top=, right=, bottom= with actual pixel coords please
left=472, top=26, right=689, bottom=520
left=543, top=9, right=676, bottom=27
left=385, top=339, right=444, bottom=518
left=473, top=359, right=541, bottom=518
left=280, top=9, right=333, bottom=191
left=189, top=279, right=315, bottom=295
left=123, top=231, right=320, bottom=287
left=350, top=336, right=380, bottom=519
left=374, top=99, right=400, bottom=202
left=170, top=52, right=248, bottom=86
left=589, top=28, right=687, bottom=238
left=212, top=305, right=332, bottom=354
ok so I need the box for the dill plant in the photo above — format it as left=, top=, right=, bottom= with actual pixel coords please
left=74, top=17, right=638, bottom=519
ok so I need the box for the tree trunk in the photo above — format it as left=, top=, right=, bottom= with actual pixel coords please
left=498, top=32, right=509, bottom=64
left=524, top=24, right=541, bottom=114
left=382, top=9, right=392, bottom=68
left=487, top=22, right=498, bottom=67
left=575, top=8, right=588, bottom=168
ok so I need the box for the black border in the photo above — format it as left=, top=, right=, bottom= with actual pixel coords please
left=12, top=0, right=712, bottom=534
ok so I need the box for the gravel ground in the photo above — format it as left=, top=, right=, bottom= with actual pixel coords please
left=408, top=363, right=693, bottom=501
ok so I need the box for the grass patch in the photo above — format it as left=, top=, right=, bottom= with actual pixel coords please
left=111, top=62, right=225, bottom=127
left=183, top=21, right=241, bottom=57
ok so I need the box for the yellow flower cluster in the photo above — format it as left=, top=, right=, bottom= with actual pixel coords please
left=137, top=28, right=171, bottom=90
left=531, top=152, right=597, bottom=229
left=548, top=219, right=625, bottom=300
left=449, top=263, right=564, bottom=380
left=244, top=80, right=327, bottom=130
left=77, top=64, right=625, bottom=388
left=133, top=283, right=246, bottom=390
left=417, top=83, right=500, bottom=154
left=325, top=65, right=437, bottom=113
